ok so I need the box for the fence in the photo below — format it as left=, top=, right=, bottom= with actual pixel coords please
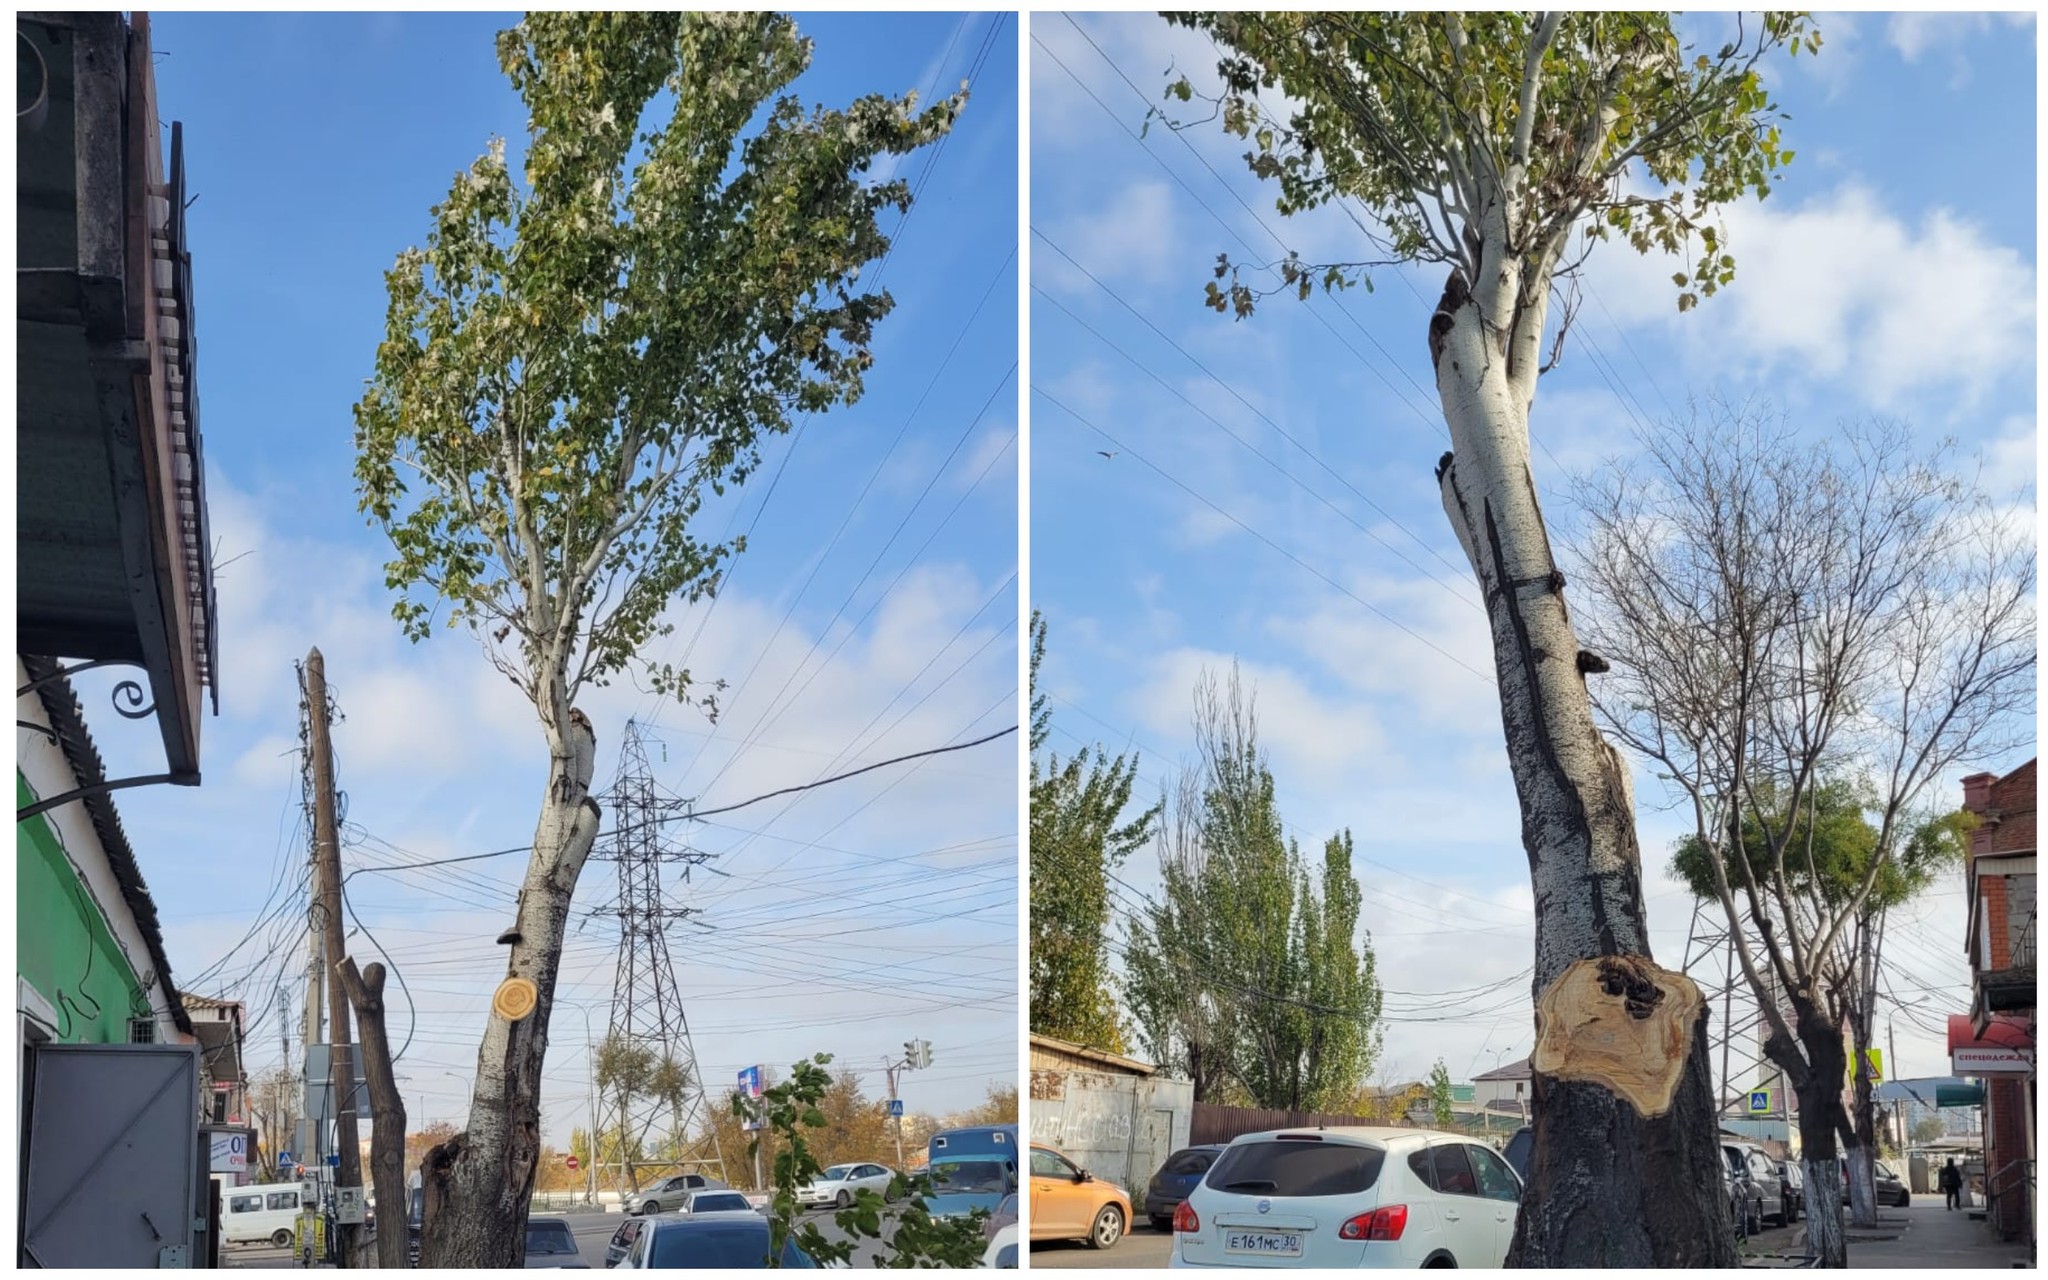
left=1190, top=1101, right=1427, bottom=1146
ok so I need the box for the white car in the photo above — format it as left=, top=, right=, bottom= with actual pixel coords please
left=1169, top=1126, right=1522, bottom=1268
left=799, top=1162, right=896, bottom=1210
left=981, top=1222, right=1019, bottom=1268
left=676, top=1189, right=760, bottom=1217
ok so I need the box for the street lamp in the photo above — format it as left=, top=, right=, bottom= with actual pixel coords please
left=550, top=998, right=602, bottom=1208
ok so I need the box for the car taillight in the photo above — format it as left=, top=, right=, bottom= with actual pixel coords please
left=1172, top=1200, right=1200, bottom=1233
left=1338, top=1205, right=1408, bottom=1242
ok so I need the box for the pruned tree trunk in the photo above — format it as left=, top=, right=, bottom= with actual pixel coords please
left=419, top=710, right=600, bottom=1268
left=1845, top=1097, right=1879, bottom=1227
left=338, top=958, right=409, bottom=1270
left=1771, top=1009, right=1852, bottom=1268
left=1432, top=252, right=1732, bottom=1267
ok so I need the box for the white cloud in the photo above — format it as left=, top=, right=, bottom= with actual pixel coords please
left=1591, top=181, right=2035, bottom=406
left=1886, top=11, right=2031, bottom=84
left=1131, top=647, right=1388, bottom=797
left=1045, top=179, right=1183, bottom=290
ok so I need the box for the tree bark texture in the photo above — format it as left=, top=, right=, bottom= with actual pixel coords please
left=1773, top=1005, right=1852, bottom=1267
left=1431, top=265, right=1732, bottom=1267
left=419, top=710, right=600, bottom=1268
left=339, top=959, right=410, bottom=1271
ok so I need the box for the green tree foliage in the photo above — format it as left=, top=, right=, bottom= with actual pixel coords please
left=1029, top=612, right=1160, bottom=1052
left=747, top=1054, right=988, bottom=1269
left=1163, top=11, right=1816, bottom=319
left=356, top=12, right=967, bottom=709
left=1909, top=1115, right=1947, bottom=1145
left=1670, top=780, right=1975, bottom=914
left=1427, top=1059, right=1457, bottom=1129
left=1125, top=667, right=1382, bottom=1110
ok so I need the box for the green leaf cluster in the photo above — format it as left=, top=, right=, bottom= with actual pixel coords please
left=1164, top=11, right=1815, bottom=316
left=1029, top=613, right=1161, bottom=1053
left=1669, top=778, right=1973, bottom=913
left=354, top=12, right=965, bottom=707
left=1427, top=1058, right=1457, bottom=1129
left=744, top=1054, right=989, bottom=1269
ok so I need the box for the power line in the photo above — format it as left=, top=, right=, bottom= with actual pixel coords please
left=1034, top=383, right=1492, bottom=682
left=339, top=724, right=1019, bottom=885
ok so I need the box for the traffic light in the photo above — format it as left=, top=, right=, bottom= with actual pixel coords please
left=915, top=1039, right=933, bottom=1070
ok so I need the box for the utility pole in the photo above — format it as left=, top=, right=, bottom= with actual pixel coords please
left=306, top=649, right=364, bottom=1266
left=1887, top=1020, right=1903, bottom=1149
left=883, top=1056, right=905, bottom=1172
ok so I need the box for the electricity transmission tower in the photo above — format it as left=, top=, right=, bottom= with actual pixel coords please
left=1680, top=895, right=1793, bottom=1131
left=594, top=720, right=724, bottom=1194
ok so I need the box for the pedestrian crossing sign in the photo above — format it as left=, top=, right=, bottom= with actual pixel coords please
left=1747, top=1089, right=1771, bottom=1113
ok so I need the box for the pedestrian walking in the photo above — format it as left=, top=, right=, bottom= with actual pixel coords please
left=1940, top=1157, right=1962, bottom=1210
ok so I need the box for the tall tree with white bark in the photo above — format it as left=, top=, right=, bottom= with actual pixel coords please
left=353, top=11, right=962, bottom=1265
left=1163, top=10, right=1819, bottom=1266
left=1573, top=406, right=2035, bottom=1265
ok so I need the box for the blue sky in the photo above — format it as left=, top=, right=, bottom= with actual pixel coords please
left=1030, top=11, right=2035, bottom=1089
left=76, top=10, right=1019, bottom=1144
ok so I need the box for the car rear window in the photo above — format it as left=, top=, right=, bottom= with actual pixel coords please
left=526, top=1223, right=578, bottom=1256
left=691, top=1192, right=752, bottom=1213
left=1163, top=1149, right=1219, bottom=1176
left=1206, top=1140, right=1385, bottom=1198
left=650, top=1223, right=813, bottom=1269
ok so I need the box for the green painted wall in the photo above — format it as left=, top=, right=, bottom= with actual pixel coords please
left=17, top=771, right=145, bottom=1043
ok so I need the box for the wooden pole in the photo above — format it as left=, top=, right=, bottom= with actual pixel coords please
left=306, top=648, right=364, bottom=1265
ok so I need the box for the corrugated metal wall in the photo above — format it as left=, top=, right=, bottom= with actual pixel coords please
left=1028, top=1068, right=1193, bottom=1211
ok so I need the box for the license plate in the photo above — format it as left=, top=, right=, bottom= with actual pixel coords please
left=1225, top=1231, right=1304, bottom=1257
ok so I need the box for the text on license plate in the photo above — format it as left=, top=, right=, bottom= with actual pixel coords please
left=1225, top=1231, right=1304, bottom=1256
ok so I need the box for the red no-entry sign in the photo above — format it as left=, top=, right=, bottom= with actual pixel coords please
left=566, top=1155, right=580, bottom=1171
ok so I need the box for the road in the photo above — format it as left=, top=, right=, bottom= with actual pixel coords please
left=222, top=1206, right=915, bottom=1269
left=1031, top=1221, right=1173, bottom=1269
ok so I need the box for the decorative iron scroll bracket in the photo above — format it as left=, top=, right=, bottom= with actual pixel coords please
left=16, top=657, right=145, bottom=702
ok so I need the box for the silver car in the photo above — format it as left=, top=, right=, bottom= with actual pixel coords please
left=800, top=1162, right=896, bottom=1210
left=624, top=1173, right=731, bottom=1216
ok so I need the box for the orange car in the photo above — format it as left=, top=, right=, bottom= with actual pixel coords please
left=1028, top=1142, right=1131, bottom=1250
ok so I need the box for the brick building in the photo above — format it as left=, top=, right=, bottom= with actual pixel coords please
left=1954, top=760, right=2035, bottom=1244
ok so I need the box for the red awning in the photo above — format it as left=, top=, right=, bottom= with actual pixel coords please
left=1949, top=1013, right=2034, bottom=1054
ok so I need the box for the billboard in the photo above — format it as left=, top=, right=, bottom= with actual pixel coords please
left=738, top=1065, right=764, bottom=1132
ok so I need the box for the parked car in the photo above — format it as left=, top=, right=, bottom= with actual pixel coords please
left=1169, top=1126, right=1523, bottom=1268
left=605, top=1217, right=647, bottom=1268
left=984, top=1193, right=1019, bottom=1242
left=1029, top=1142, right=1132, bottom=1250
left=1839, top=1159, right=1912, bottom=1208
left=981, top=1222, right=1019, bottom=1269
left=221, top=1184, right=308, bottom=1248
left=625, top=1173, right=732, bottom=1216
left=678, top=1190, right=759, bottom=1217
left=1721, top=1142, right=1783, bottom=1233
left=1775, top=1160, right=1804, bottom=1224
left=525, top=1217, right=590, bottom=1268
left=1146, top=1145, right=1229, bottom=1233
left=615, top=1215, right=819, bottom=1269
left=1722, top=1159, right=1751, bottom=1240
left=800, top=1163, right=897, bottom=1210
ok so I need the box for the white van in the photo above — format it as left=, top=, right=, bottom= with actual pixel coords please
left=222, top=1183, right=308, bottom=1247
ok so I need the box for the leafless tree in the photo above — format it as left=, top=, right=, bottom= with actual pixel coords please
left=1571, top=402, right=2036, bottom=1266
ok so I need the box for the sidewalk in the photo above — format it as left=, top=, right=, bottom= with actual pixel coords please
left=1853, top=1200, right=2035, bottom=1269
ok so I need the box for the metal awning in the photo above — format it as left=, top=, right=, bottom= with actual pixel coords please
left=17, top=12, right=216, bottom=805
